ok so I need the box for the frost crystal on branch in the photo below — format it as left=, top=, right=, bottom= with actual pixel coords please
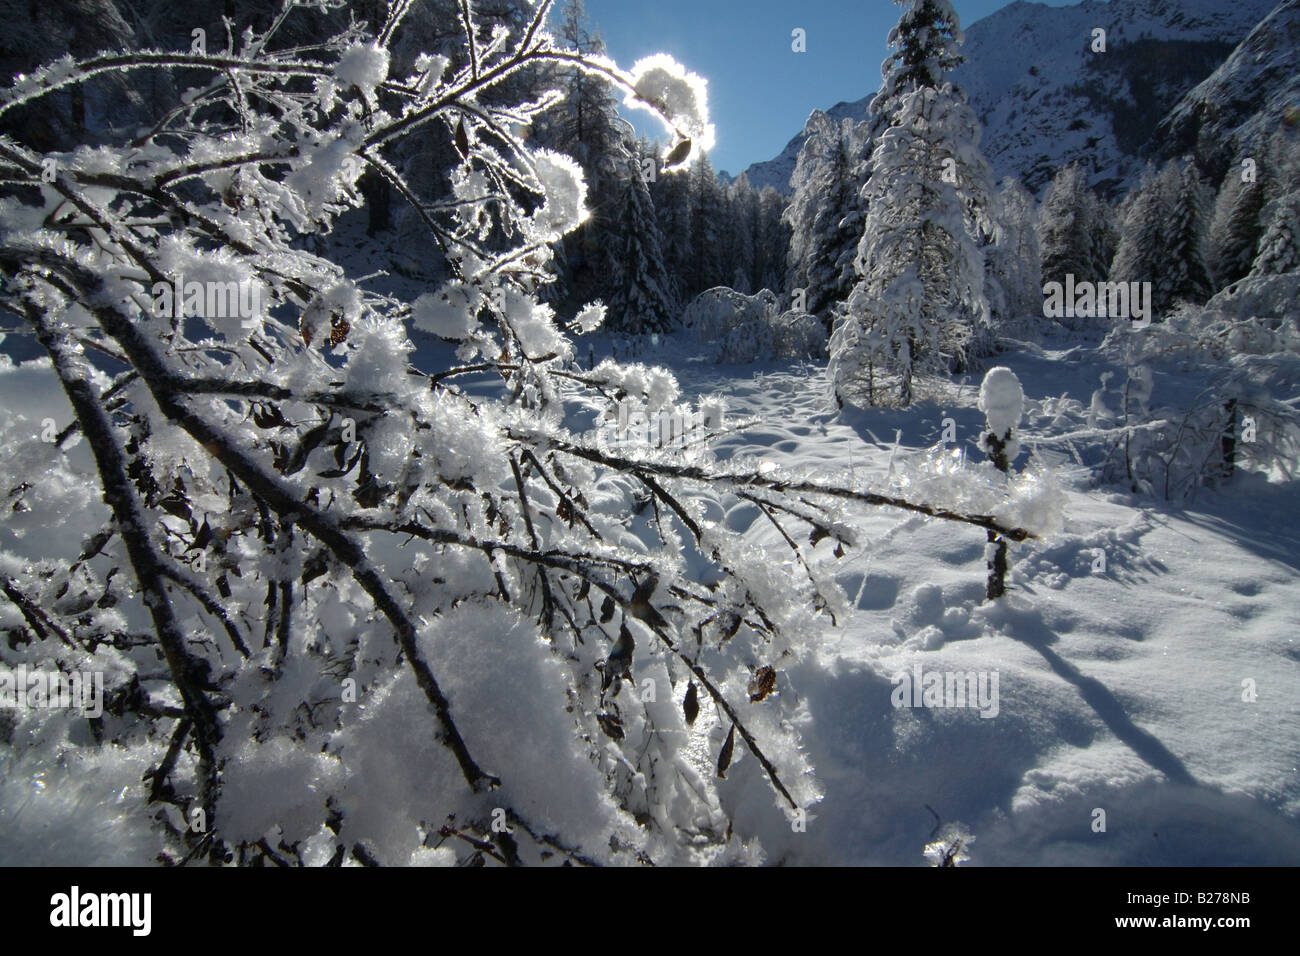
left=334, top=42, right=390, bottom=107
left=0, top=0, right=1043, bottom=868
left=624, top=53, right=716, bottom=165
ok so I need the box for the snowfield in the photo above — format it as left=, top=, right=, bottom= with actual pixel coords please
left=9, top=326, right=1294, bottom=866
left=570, top=331, right=1300, bottom=865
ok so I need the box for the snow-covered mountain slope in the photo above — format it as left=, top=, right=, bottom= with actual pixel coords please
left=733, top=97, right=870, bottom=193
left=1157, top=0, right=1300, bottom=169
left=737, top=0, right=1278, bottom=197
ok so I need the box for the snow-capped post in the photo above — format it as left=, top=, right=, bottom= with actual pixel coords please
left=979, top=367, right=1025, bottom=600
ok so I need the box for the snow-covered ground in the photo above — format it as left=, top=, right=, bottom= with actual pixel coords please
left=2, top=321, right=1297, bottom=866
left=580, top=331, right=1300, bottom=865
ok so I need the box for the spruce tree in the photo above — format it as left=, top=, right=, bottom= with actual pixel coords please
left=533, top=0, right=631, bottom=309
left=1251, top=192, right=1300, bottom=276
left=1110, top=164, right=1168, bottom=306
left=785, top=111, right=835, bottom=297
left=724, top=175, right=759, bottom=295
left=1112, top=160, right=1213, bottom=318
left=649, top=153, right=690, bottom=307
left=606, top=149, right=677, bottom=333
left=786, top=113, right=864, bottom=324
left=1159, top=161, right=1214, bottom=309
left=686, top=153, right=726, bottom=297
left=756, top=187, right=791, bottom=294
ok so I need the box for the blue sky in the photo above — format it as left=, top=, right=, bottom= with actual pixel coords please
left=579, top=0, right=1091, bottom=177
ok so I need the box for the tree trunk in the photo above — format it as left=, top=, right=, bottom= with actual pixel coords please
left=1220, top=398, right=1237, bottom=482
left=361, top=172, right=392, bottom=236
left=899, top=338, right=914, bottom=406
left=985, top=429, right=1011, bottom=600
left=986, top=528, right=1007, bottom=600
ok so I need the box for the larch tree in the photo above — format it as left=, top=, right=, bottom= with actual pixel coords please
left=985, top=177, right=1042, bottom=328
left=1038, top=162, right=1112, bottom=294
left=831, top=0, right=992, bottom=407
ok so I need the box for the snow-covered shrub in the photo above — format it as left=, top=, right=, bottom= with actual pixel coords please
left=0, top=0, right=1042, bottom=867
left=1208, top=273, right=1300, bottom=325
left=684, top=287, right=823, bottom=363
left=683, top=286, right=779, bottom=343
left=719, top=315, right=776, bottom=364
left=717, top=309, right=826, bottom=364
left=770, top=309, right=828, bottom=360
left=1090, top=276, right=1300, bottom=497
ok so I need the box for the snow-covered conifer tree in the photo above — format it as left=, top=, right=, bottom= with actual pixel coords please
left=605, top=148, right=676, bottom=333
left=1208, top=161, right=1268, bottom=289
left=686, top=152, right=726, bottom=297
left=1112, top=160, right=1212, bottom=318
left=723, top=174, right=759, bottom=295
left=1159, top=161, right=1215, bottom=309
left=785, top=112, right=865, bottom=325
left=784, top=111, right=835, bottom=296
left=986, top=178, right=1042, bottom=330
left=1038, top=163, right=1111, bottom=296
left=1243, top=132, right=1300, bottom=277
left=534, top=0, right=632, bottom=308
left=1110, top=164, right=1168, bottom=307
left=755, top=186, right=791, bottom=294
left=1251, top=191, right=1300, bottom=275
left=831, top=0, right=992, bottom=407
left=651, top=146, right=693, bottom=304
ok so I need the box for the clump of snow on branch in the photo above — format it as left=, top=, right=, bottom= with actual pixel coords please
left=624, top=54, right=716, bottom=163
left=994, top=460, right=1068, bottom=538
left=300, top=281, right=364, bottom=348
left=887, top=446, right=1065, bottom=538
left=924, top=822, right=975, bottom=866
left=284, top=130, right=367, bottom=227
left=334, top=42, right=390, bottom=107
left=531, top=150, right=589, bottom=238
left=411, top=285, right=477, bottom=340
left=573, top=300, right=607, bottom=333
